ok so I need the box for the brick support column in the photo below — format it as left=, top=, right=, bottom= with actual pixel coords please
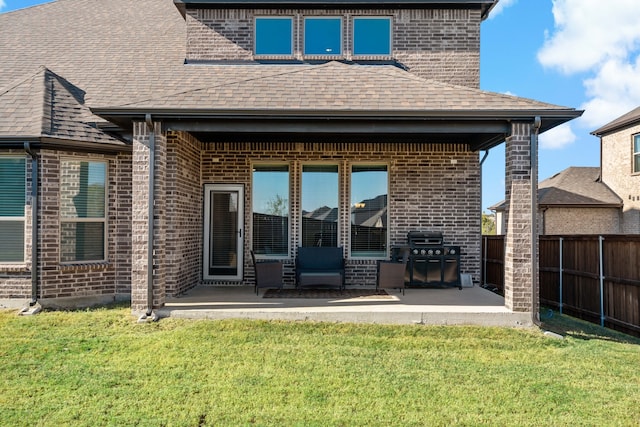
left=504, top=122, right=536, bottom=312
left=131, top=121, right=167, bottom=313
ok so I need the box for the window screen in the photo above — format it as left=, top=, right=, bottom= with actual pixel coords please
left=252, top=164, right=289, bottom=256
left=350, top=165, right=388, bottom=257
left=255, top=17, right=293, bottom=56
left=304, top=17, right=342, bottom=56
left=0, top=157, right=26, bottom=262
left=60, top=160, right=107, bottom=262
left=353, top=17, right=391, bottom=56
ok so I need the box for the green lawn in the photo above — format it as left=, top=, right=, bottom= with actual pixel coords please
left=0, top=306, right=638, bottom=426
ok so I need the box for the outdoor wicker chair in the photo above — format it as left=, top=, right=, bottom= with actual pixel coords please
left=250, top=250, right=284, bottom=295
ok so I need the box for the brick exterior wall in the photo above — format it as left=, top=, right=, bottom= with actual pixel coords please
left=166, top=131, right=202, bottom=296
left=504, top=122, right=534, bottom=312
left=542, top=207, right=621, bottom=235
left=195, top=140, right=481, bottom=289
left=131, top=121, right=167, bottom=312
left=185, top=8, right=480, bottom=87
left=601, top=124, right=640, bottom=234
left=0, top=149, right=132, bottom=302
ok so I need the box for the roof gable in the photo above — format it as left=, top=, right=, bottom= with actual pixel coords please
left=538, top=167, right=619, bottom=206
left=0, top=67, right=124, bottom=146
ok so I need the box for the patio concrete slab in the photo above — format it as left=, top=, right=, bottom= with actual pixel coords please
left=158, top=285, right=534, bottom=327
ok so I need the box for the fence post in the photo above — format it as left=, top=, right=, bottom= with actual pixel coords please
left=559, top=237, right=563, bottom=314
left=598, top=236, right=605, bottom=327
left=483, top=236, right=487, bottom=286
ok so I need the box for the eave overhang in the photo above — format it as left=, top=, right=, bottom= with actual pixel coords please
left=91, top=107, right=581, bottom=151
left=174, top=0, right=497, bottom=20
left=0, top=136, right=131, bottom=154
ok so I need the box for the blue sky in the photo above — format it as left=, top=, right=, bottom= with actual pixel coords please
left=3, top=0, right=640, bottom=211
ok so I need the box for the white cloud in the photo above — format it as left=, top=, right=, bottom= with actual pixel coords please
left=539, top=123, right=577, bottom=150
left=538, top=0, right=640, bottom=74
left=488, top=0, right=518, bottom=19
left=0, top=1, right=6, bottom=11
left=537, top=0, right=640, bottom=130
left=579, top=56, right=640, bottom=127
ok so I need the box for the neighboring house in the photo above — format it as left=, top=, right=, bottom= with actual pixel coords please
left=491, top=106, right=640, bottom=236
left=0, top=0, right=581, bottom=315
left=593, top=106, right=640, bottom=234
left=490, top=167, right=622, bottom=235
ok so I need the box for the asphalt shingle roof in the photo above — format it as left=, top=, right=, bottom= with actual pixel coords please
left=0, top=66, right=124, bottom=145
left=0, top=0, right=580, bottom=140
left=538, top=167, right=622, bottom=207
left=592, top=106, right=640, bottom=136
left=490, top=167, right=622, bottom=211
left=122, top=61, right=566, bottom=112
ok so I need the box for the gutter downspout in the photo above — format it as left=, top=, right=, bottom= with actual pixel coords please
left=139, top=114, right=158, bottom=322
left=20, top=143, right=42, bottom=315
left=480, top=150, right=490, bottom=286
left=531, top=117, right=541, bottom=326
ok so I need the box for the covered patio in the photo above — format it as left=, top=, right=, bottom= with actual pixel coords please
left=158, top=285, right=532, bottom=327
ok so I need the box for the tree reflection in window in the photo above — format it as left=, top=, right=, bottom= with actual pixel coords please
left=252, top=164, right=289, bottom=257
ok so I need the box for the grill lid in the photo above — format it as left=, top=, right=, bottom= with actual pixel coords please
left=407, top=231, right=443, bottom=247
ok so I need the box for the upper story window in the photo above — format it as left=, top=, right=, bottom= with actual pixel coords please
left=304, top=17, right=342, bottom=56
left=634, top=134, right=640, bottom=174
left=353, top=17, right=392, bottom=56
left=255, top=17, right=293, bottom=56
left=0, top=157, right=26, bottom=263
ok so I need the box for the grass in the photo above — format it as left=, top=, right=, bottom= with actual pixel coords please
left=0, top=305, right=638, bottom=426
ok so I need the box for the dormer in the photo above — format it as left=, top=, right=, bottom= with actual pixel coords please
left=174, top=0, right=497, bottom=88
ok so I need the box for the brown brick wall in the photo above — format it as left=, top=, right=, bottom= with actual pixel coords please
left=504, top=122, right=534, bottom=312
left=198, top=140, right=481, bottom=289
left=0, top=149, right=132, bottom=301
left=185, top=8, right=480, bottom=87
left=131, top=121, right=167, bottom=312
left=166, top=131, right=202, bottom=296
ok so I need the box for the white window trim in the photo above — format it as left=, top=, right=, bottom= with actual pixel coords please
left=633, top=134, right=640, bottom=175
left=59, top=158, right=108, bottom=264
left=348, top=162, right=390, bottom=260
left=351, top=16, right=393, bottom=58
left=251, top=162, right=292, bottom=260
left=253, top=16, right=294, bottom=58
left=303, top=16, right=344, bottom=58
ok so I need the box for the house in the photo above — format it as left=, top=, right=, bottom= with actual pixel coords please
left=490, top=167, right=622, bottom=235
left=0, top=0, right=581, bottom=317
left=491, top=106, right=640, bottom=236
left=593, top=106, right=640, bottom=234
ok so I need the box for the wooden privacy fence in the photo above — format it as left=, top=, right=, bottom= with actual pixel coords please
left=482, top=235, right=640, bottom=337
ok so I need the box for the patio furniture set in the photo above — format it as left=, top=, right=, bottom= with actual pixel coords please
left=251, top=247, right=408, bottom=296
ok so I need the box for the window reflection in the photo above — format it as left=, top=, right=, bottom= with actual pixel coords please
left=351, top=165, right=388, bottom=257
left=252, top=165, right=289, bottom=256
left=302, top=165, right=338, bottom=247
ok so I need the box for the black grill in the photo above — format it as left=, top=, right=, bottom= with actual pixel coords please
left=404, top=231, right=461, bottom=289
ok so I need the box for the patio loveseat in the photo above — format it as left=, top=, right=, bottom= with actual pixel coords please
left=295, top=247, right=345, bottom=290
